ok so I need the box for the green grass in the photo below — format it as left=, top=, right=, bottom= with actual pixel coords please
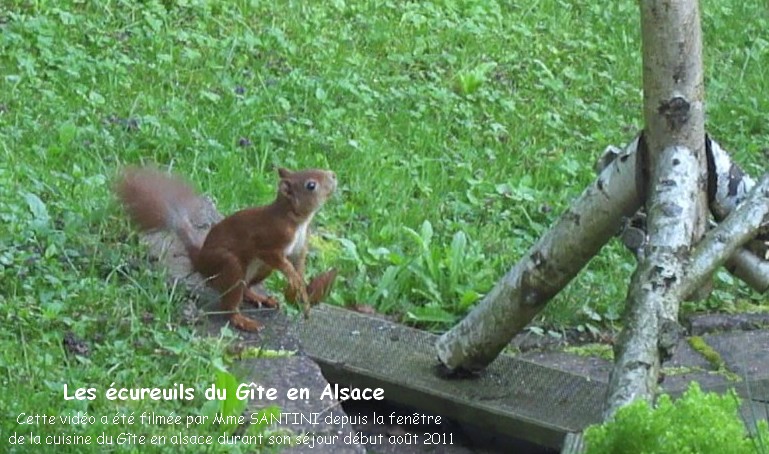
left=1, top=0, right=768, bottom=451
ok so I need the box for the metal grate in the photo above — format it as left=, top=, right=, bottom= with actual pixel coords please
left=299, top=305, right=606, bottom=448
left=299, top=305, right=769, bottom=448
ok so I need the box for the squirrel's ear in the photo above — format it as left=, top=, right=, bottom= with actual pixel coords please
left=278, top=168, right=292, bottom=178
left=279, top=179, right=292, bottom=198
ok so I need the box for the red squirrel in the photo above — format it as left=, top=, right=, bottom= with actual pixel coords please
left=116, top=166, right=337, bottom=332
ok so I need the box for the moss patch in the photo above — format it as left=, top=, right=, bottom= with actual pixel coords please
left=688, top=336, right=741, bottom=382
left=660, top=366, right=705, bottom=376
left=564, top=343, right=614, bottom=361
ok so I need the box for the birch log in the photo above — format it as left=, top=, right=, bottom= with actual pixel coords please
left=725, top=249, right=769, bottom=293
left=708, top=136, right=757, bottom=220
left=604, top=0, right=706, bottom=416
left=435, top=138, right=642, bottom=372
left=434, top=130, right=769, bottom=372
left=706, top=136, right=769, bottom=291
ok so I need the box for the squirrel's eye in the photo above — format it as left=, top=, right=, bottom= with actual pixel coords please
left=305, top=181, right=317, bottom=191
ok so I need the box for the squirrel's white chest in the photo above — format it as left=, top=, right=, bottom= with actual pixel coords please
left=284, top=221, right=309, bottom=258
left=244, top=222, right=309, bottom=282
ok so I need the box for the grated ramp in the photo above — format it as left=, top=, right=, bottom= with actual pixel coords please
left=299, top=305, right=606, bottom=449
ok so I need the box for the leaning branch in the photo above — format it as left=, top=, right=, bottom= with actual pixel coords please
left=435, top=130, right=769, bottom=374
left=725, top=249, right=769, bottom=293
left=675, top=174, right=769, bottom=300
left=707, top=136, right=769, bottom=291
left=563, top=173, right=769, bottom=453
left=435, top=138, right=642, bottom=372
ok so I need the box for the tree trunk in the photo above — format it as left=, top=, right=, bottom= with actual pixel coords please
left=604, top=0, right=706, bottom=417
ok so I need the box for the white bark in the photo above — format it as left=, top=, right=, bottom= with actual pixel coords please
left=605, top=0, right=707, bottom=417
left=708, top=136, right=756, bottom=220
left=436, top=0, right=767, bottom=387
left=435, top=138, right=642, bottom=372
left=565, top=174, right=769, bottom=453
left=706, top=136, right=769, bottom=291
left=605, top=146, right=701, bottom=416
left=604, top=174, right=769, bottom=418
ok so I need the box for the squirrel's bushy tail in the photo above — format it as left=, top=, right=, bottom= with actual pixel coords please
left=115, top=167, right=202, bottom=263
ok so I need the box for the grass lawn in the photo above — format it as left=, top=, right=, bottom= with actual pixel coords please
left=1, top=0, right=767, bottom=452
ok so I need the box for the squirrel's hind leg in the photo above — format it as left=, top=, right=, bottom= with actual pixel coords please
left=243, top=267, right=279, bottom=309
left=203, top=253, right=264, bottom=332
left=243, top=288, right=279, bottom=309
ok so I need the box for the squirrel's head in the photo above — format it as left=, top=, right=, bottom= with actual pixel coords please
left=277, top=168, right=337, bottom=218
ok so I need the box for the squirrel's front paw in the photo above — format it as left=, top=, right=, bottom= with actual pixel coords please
left=295, top=286, right=311, bottom=319
left=284, top=280, right=309, bottom=304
